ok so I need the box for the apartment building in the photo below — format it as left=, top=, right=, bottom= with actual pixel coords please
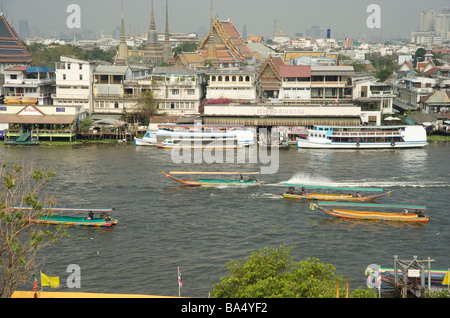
left=3, top=66, right=55, bottom=106
left=353, top=73, right=394, bottom=124
left=151, top=67, right=206, bottom=115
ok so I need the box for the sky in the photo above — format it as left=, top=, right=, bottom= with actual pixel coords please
left=2, top=0, right=450, bottom=40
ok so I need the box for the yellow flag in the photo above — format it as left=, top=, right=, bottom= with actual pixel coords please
left=41, top=272, right=59, bottom=288
left=442, top=271, right=449, bottom=286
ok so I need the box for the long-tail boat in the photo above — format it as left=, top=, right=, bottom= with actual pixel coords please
left=15, top=206, right=118, bottom=227
left=310, top=202, right=429, bottom=222
left=282, top=183, right=392, bottom=202
left=162, top=171, right=260, bottom=186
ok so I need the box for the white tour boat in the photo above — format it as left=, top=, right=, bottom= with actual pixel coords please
left=135, top=125, right=254, bottom=147
left=296, top=125, right=428, bottom=149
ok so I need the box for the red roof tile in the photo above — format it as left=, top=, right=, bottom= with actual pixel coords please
left=279, top=65, right=311, bottom=78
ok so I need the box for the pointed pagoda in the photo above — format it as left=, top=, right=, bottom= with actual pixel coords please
left=162, top=0, right=174, bottom=65
left=206, top=0, right=217, bottom=65
left=144, top=0, right=163, bottom=66
left=115, top=0, right=128, bottom=65
left=0, top=12, right=32, bottom=72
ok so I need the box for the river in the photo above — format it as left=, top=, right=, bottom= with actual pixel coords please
left=2, top=141, right=449, bottom=297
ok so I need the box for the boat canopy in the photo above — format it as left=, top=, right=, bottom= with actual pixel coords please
left=282, top=183, right=383, bottom=192
left=169, top=171, right=260, bottom=175
left=13, top=206, right=115, bottom=212
left=316, top=202, right=427, bottom=210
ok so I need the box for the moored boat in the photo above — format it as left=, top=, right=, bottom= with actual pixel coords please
left=156, top=136, right=241, bottom=149
left=297, top=125, right=428, bottom=149
left=135, top=125, right=255, bottom=147
left=310, top=202, right=429, bottom=222
left=162, top=171, right=260, bottom=186
left=282, top=183, right=391, bottom=202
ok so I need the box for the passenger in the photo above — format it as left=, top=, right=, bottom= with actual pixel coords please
left=402, top=209, right=408, bottom=215
left=87, top=211, right=94, bottom=220
left=301, top=187, right=306, bottom=196
left=356, top=192, right=362, bottom=198
left=239, top=175, right=244, bottom=182
left=287, top=187, right=295, bottom=194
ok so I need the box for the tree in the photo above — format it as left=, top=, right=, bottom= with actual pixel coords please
left=130, top=91, right=157, bottom=125
left=212, top=244, right=347, bottom=298
left=0, top=163, right=63, bottom=298
left=172, top=42, right=199, bottom=57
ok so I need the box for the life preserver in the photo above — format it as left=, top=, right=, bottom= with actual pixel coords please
left=356, top=142, right=360, bottom=147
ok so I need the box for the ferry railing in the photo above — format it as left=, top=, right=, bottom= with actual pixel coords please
left=332, top=131, right=401, bottom=137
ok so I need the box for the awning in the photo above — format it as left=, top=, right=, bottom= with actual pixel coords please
left=203, top=116, right=361, bottom=127
left=0, top=115, right=76, bottom=125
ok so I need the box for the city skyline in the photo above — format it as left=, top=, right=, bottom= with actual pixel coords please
left=3, top=0, right=450, bottom=41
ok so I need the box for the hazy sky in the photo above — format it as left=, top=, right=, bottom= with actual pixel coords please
left=3, top=0, right=450, bottom=40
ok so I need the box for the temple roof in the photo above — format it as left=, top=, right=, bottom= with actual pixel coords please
left=198, top=18, right=255, bottom=64
left=0, top=14, right=32, bottom=64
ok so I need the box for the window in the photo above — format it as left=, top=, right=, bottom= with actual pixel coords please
left=172, top=89, right=179, bottom=95
left=225, top=76, right=230, bottom=81
left=79, top=74, right=83, bottom=80
left=79, top=64, right=83, bottom=70
left=67, top=64, right=71, bottom=70
left=211, top=76, right=216, bottom=81
left=245, top=76, right=250, bottom=82
left=187, top=89, right=195, bottom=95
left=10, top=75, right=17, bottom=80
left=114, top=101, right=119, bottom=108
left=63, top=74, right=66, bottom=80
left=232, top=76, right=236, bottom=81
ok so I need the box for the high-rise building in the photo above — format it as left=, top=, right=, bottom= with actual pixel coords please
left=420, top=10, right=435, bottom=32
left=18, top=20, right=30, bottom=39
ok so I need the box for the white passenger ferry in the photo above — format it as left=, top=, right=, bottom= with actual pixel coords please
left=296, top=125, right=428, bottom=149
left=135, top=125, right=255, bottom=147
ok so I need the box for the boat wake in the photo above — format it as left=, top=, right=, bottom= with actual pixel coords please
left=271, top=172, right=449, bottom=189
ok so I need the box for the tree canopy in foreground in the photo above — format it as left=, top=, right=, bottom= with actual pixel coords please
left=212, top=244, right=376, bottom=298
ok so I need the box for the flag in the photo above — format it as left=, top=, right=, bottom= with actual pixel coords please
left=178, top=267, right=182, bottom=288
left=33, top=276, right=39, bottom=291
left=41, top=272, right=59, bottom=288
left=377, top=270, right=382, bottom=289
left=442, top=271, right=449, bottom=286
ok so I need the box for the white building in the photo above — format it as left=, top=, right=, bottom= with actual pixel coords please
left=205, top=69, right=258, bottom=103
left=53, top=56, right=95, bottom=114
left=151, top=67, right=206, bottom=115
left=353, top=73, right=394, bottom=124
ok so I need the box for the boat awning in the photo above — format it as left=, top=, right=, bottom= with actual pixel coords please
left=0, top=115, right=76, bottom=125
left=203, top=116, right=361, bottom=127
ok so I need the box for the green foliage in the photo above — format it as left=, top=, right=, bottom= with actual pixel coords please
left=79, top=118, right=94, bottom=133
left=172, top=42, right=199, bottom=57
left=131, top=91, right=157, bottom=125
left=0, top=163, right=63, bottom=298
left=424, top=289, right=450, bottom=298
left=349, top=287, right=377, bottom=298
left=212, top=244, right=346, bottom=298
left=27, top=43, right=85, bottom=67
left=84, top=47, right=116, bottom=63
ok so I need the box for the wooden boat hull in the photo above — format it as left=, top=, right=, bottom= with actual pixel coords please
left=315, top=206, right=429, bottom=222
left=32, top=215, right=118, bottom=227
left=162, top=172, right=258, bottom=186
left=282, top=191, right=392, bottom=202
